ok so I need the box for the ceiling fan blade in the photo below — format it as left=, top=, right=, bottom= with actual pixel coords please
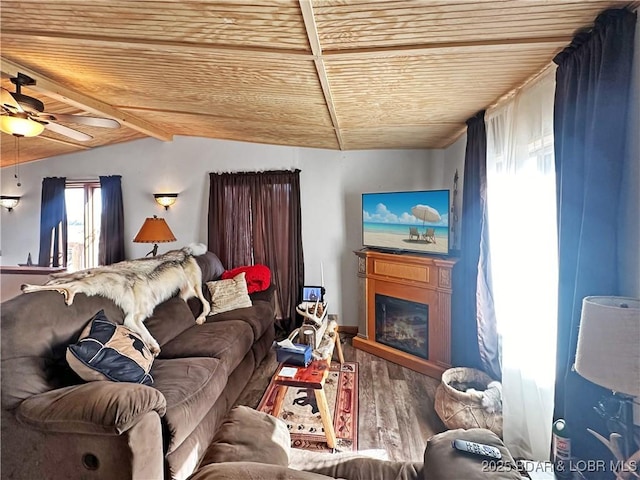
left=1, top=88, right=24, bottom=113
left=39, top=113, right=120, bottom=129
left=44, top=121, right=93, bottom=141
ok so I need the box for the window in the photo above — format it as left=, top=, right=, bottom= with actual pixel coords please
left=485, top=69, right=557, bottom=460
left=65, top=181, right=101, bottom=271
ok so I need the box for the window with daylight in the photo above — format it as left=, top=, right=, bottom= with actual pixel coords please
left=65, top=181, right=101, bottom=271
left=485, top=68, right=557, bottom=461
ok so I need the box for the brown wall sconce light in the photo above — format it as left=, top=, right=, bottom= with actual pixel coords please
left=0, top=195, right=20, bottom=212
left=154, top=193, right=178, bottom=210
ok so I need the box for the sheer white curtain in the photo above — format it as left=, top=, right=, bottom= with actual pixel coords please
left=485, top=68, right=558, bottom=461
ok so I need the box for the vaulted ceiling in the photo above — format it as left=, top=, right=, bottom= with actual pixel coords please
left=1, top=0, right=637, bottom=166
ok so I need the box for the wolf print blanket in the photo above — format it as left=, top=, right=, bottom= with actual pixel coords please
left=21, top=243, right=210, bottom=355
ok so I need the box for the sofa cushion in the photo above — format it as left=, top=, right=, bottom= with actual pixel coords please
left=249, top=283, right=276, bottom=304
left=423, top=428, right=522, bottom=479
left=290, top=449, right=422, bottom=480
left=1, top=291, right=125, bottom=410
left=196, top=252, right=226, bottom=283
left=189, top=463, right=333, bottom=480
left=145, top=297, right=201, bottom=348
left=207, top=273, right=253, bottom=315
left=159, top=320, right=254, bottom=375
left=66, top=310, right=154, bottom=385
left=208, top=298, right=275, bottom=341
left=221, top=265, right=271, bottom=293
left=200, top=406, right=290, bottom=468
left=151, top=357, right=227, bottom=453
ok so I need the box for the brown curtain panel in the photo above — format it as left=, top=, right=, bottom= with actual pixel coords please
left=208, top=170, right=304, bottom=335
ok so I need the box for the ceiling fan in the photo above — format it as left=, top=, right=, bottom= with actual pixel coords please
left=0, top=73, right=120, bottom=141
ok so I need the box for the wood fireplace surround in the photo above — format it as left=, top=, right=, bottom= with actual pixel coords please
left=353, top=249, right=457, bottom=379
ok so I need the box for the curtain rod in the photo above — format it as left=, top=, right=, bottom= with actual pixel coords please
left=66, top=178, right=100, bottom=185
left=210, top=168, right=300, bottom=175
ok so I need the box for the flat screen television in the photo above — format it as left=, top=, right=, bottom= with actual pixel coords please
left=362, top=189, right=450, bottom=256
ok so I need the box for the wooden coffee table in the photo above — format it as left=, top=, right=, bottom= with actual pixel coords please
left=272, top=320, right=344, bottom=449
left=271, top=360, right=337, bottom=449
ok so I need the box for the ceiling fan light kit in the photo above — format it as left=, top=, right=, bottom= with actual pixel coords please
left=0, top=113, right=45, bottom=137
left=1, top=73, right=120, bottom=141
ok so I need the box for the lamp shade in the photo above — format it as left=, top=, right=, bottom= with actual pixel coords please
left=575, top=296, right=640, bottom=396
left=0, top=114, right=45, bottom=137
left=133, top=216, right=176, bottom=244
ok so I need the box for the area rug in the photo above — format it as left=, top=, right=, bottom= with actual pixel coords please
left=257, top=362, right=358, bottom=452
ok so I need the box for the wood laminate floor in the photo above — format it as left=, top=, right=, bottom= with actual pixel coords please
left=234, top=334, right=447, bottom=462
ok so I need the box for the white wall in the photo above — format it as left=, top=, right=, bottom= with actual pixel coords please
left=443, top=134, right=467, bottom=251
left=1, top=136, right=455, bottom=326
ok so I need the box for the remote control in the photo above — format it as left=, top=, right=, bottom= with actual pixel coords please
left=452, top=439, right=502, bottom=459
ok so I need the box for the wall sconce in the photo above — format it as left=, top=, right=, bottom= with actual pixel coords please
left=154, top=193, right=178, bottom=210
left=0, top=195, right=20, bottom=212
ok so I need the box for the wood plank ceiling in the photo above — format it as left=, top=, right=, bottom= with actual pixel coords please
left=0, top=0, right=637, bottom=166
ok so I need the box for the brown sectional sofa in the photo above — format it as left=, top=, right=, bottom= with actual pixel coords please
left=0, top=252, right=276, bottom=480
left=188, top=405, right=523, bottom=480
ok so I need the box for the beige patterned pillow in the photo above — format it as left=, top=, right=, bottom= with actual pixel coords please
left=207, top=272, right=253, bottom=314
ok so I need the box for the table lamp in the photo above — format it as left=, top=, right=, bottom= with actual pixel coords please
left=133, top=215, right=176, bottom=256
left=575, top=296, right=640, bottom=460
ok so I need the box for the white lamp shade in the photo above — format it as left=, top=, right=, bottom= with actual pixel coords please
left=575, top=296, right=640, bottom=396
left=0, top=115, right=45, bottom=137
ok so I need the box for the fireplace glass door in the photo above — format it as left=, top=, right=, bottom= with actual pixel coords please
left=374, top=294, right=428, bottom=360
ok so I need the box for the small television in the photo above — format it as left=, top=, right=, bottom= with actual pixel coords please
left=362, top=189, right=450, bottom=256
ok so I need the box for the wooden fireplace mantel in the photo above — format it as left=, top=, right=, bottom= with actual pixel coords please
left=353, top=249, right=457, bottom=379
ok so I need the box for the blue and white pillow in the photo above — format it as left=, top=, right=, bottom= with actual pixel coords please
left=66, top=310, right=154, bottom=385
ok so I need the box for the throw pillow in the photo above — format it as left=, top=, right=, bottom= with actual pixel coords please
left=207, top=272, right=253, bottom=315
left=66, top=310, right=154, bottom=385
left=221, top=264, right=271, bottom=293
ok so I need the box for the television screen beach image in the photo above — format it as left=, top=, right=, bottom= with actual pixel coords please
left=362, top=190, right=450, bottom=255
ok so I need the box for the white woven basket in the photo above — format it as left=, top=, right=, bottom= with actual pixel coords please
left=434, top=367, right=503, bottom=437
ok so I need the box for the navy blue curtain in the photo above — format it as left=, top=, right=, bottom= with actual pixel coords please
left=38, top=177, right=67, bottom=267
left=452, top=111, right=500, bottom=379
left=553, top=8, right=636, bottom=467
left=99, top=175, right=125, bottom=265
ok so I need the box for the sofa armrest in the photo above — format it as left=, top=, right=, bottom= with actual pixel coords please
left=16, top=381, right=166, bottom=435
left=423, top=429, right=522, bottom=479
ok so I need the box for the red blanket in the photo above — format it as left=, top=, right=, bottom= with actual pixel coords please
left=222, top=265, right=271, bottom=293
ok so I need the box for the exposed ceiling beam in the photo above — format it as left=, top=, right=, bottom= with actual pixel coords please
left=1, top=29, right=571, bottom=61
left=1, top=30, right=312, bottom=61
left=1, top=57, right=173, bottom=141
left=323, top=36, right=573, bottom=60
left=38, top=135, right=91, bottom=150
left=299, top=0, right=344, bottom=150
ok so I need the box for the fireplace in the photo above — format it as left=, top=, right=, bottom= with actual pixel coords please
left=353, top=249, right=456, bottom=378
left=375, top=294, right=428, bottom=360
